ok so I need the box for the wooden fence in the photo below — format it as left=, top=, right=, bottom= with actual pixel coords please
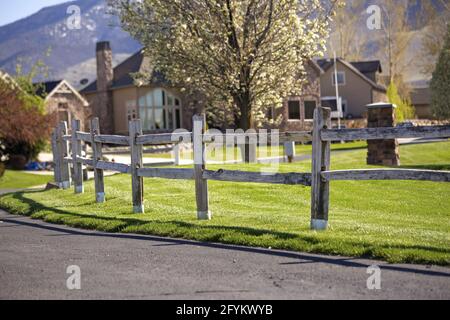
left=51, top=108, right=450, bottom=230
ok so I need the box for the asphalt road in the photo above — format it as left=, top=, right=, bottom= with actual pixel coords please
left=0, top=209, right=449, bottom=300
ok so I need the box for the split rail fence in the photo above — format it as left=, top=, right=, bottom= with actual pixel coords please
left=51, top=108, right=450, bottom=230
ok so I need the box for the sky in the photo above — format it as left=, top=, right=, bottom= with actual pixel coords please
left=0, top=0, right=69, bottom=27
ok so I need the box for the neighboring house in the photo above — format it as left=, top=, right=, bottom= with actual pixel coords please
left=410, top=85, right=432, bottom=119
left=34, top=80, right=90, bottom=130
left=81, top=42, right=199, bottom=135
left=81, top=41, right=323, bottom=134
left=2, top=70, right=89, bottom=130
left=316, top=58, right=387, bottom=119
left=279, top=60, right=323, bottom=131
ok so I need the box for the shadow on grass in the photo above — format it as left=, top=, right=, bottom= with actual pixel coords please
left=1, top=190, right=449, bottom=276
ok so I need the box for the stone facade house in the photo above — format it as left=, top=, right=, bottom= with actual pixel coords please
left=81, top=41, right=323, bottom=134
left=35, top=80, right=90, bottom=130
left=317, top=58, right=387, bottom=119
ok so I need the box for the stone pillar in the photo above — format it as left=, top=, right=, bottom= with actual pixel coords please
left=95, top=41, right=115, bottom=134
left=366, top=103, right=400, bottom=166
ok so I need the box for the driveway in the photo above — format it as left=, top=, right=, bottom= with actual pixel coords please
left=0, top=209, right=449, bottom=300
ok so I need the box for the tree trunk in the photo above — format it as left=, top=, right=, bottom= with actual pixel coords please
left=235, top=94, right=254, bottom=163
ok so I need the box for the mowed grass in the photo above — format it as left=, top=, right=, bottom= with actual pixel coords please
left=0, top=171, right=53, bottom=190
left=0, top=141, right=449, bottom=265
left=142, top=140, right=368, bottom=161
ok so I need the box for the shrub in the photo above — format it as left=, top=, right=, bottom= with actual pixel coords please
left=387, top=82, right=415, bottom=122
left=0, top=71, right=55, bottom=169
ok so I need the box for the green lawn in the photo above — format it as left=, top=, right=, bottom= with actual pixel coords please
left=0, top=141, right=449, bottom=265
left=0, top=171, right=53, bottom=190
left=144, top=140, right=368, bottom=161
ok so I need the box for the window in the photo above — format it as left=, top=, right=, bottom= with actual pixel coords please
left=266, top=106, right=276, bottom=120
left=304, top=100, right=316, bottom=120
left=332, top=72, right=346, bottom=86
left=288, top=100, right=301, bottom=120
left=57, top=103, right=70, bottom=124
left=138, top=88, right=182, bottom=131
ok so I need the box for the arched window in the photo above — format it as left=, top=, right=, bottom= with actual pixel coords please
left=139, top=88, right=182, bottom=131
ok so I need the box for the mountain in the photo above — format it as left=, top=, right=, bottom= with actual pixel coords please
left=0, top=0, right=141, bottom=88
left=0, top=0, right=444, bottom=88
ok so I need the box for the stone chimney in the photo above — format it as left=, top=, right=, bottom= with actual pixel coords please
left=94, top=41, right=114, bottom=134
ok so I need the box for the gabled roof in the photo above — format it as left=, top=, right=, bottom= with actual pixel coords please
left=35, top=80, right=62, bottom=98
left=81, top=49, right=167, bottom=94
left=34, top=79, right=89, bottom=106
left=307, top=59, right=324, bottom=75
left=350, top=60, right=382, bottom=74
left=316, top=58, right=386, bottom=92
left=0, top=69, right=20, bottom=89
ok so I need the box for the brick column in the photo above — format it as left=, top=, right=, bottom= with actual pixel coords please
left=366, top=103, right=400, bottom=166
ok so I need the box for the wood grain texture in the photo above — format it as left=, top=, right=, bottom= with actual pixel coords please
left=94, top=135, right=130, bottom=146
left=51, top=130, right=61, bottom=185
left=321, top=125, right=450, bottom=141
left=71, top=119, right=83, bottom=194
left=129, top=120, right=144, bottom=213
left=321, top=169, right=450, bottom=182
left=203, top=170, right=311, bottom=186
left=96, top=161, right=131, bottom=174
left=58, top=122, right=71, bottom=189
left=76, top=132, right=93, bottom=143
left=138, top=168, right=195, bottom=180
left=90, top=118, right=105, bottom=203
left=193, top=114, right=210, bottom=220
left=136, top=132, right=192, bottom=145
left=310, top=107, right=331, bottom=230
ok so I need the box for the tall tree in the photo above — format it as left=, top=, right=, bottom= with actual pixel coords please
left=417, top=1, right=450, bottom=77
left=327, top=0, right=365, bottom=61
left=110, top=0, right=338, bottom=131
left=378, top=0, right=415, bottom=98
left=430, top=24, right=450, bottom=120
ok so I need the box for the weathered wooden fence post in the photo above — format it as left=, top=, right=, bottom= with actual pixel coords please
left=58, top=121, right=71, bottom=189
left=71, top=119, right=84, bottom=194
left=284, top=141, right=296, bottom=163
left=129, top=120, right=144, bottom=213
left=173, top=143, right=181, bottom=166
left=90, top=118, right=105, bottom=203
left=310, top=107, right=331, bottom=230
left=193, top=114, right=211, bottom=220
left=51, top=129, right=62, bottom=187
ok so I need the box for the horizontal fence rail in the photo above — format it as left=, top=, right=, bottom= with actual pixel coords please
left=94, top=135, right=130, bottom=146
left=321, top=125, right=450, bottom=142
left=51, top=109, right=449, bottom=231
left=204, top=170, right=311, bottom=186
left=321, top=169, right=450, bottom=182
left=137, top=132, right=192, bottom=145
left=138, top=168, right=195, bottom=180
left=96, top=161, right=131, bottom=174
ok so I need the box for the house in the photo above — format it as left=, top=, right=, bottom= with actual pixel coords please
left=81, top=42, right=199, bottom=135
left=1, top=70, right=89, bottom=130
left=410, top=85, right=432, bottom=119
left=81, top=41, right=323, bottom=134
left=34, top=79, right=90, bottom=130
left=279, top=60, right=323, bottom=131
left=316, top=58, right=387, bottom=119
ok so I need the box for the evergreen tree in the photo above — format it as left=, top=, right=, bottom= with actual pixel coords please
left=430, top=24, right=450, bottom=119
